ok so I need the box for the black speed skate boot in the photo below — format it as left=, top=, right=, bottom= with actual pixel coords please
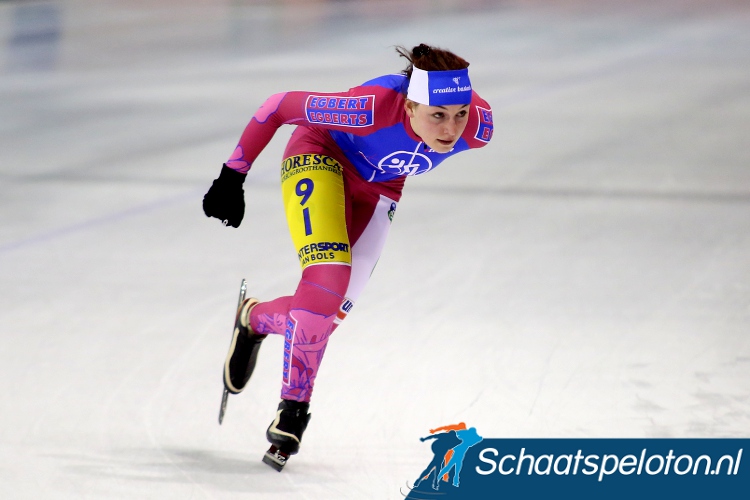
left=223, top=297, right=266, bottom=394
left=262, top=399, right=312, bottom=471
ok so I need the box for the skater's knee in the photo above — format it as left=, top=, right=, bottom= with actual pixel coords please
left=300, top=263, right=351, bottom=298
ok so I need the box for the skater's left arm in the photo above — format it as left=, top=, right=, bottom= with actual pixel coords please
left=459, top=92, right=494, bottom=150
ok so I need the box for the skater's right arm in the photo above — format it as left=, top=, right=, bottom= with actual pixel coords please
left=203, top=84, right=388, bottom=227
left=203, top=91, right=323, bottom=228
left=224, top=85, right=394, bottom=174
left=202, top=92, right=298, bottom=227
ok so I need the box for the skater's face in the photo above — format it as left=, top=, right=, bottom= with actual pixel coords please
left=405, top=101, right=469, bottom=153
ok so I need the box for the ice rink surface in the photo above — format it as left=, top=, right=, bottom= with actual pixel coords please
left=1, top=0, right=749, bottom=497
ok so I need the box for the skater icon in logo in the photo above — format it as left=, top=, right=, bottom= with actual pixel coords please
left=414, top=423, right=464, bottom=488
left=413, top=423, right=484, bottom=491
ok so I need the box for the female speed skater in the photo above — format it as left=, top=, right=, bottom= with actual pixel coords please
left=202, top=43, right=493, bottom=469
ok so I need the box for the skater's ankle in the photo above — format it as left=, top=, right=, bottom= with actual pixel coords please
left=278, top=398, right=310, bottom=411
left=239, top=298, right=260, bottom=335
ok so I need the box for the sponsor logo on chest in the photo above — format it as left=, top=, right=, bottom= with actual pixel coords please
left=305, top=95, right=375, bottom=127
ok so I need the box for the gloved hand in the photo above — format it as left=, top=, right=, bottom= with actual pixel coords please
left=202, top=164, right=247, bottom=228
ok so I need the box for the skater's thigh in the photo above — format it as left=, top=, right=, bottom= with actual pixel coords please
left=280, top=154, right=350, bottom=269
left=345, top=193, right=398, bottom=303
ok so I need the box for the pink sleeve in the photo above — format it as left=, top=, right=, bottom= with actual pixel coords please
left=225, top=87, right=383, bottom=173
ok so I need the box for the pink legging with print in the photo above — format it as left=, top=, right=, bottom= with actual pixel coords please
left=249, top=127, right=404, bottom=402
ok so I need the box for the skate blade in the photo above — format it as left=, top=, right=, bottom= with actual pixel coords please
left=218, top=388, right=229, bottom=425
left=217, top=279, right=247, bottom=425
left=262, top=446, right=288, bottom=472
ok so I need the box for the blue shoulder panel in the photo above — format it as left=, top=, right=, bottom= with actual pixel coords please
left=360, top=73, right=408, bottom=94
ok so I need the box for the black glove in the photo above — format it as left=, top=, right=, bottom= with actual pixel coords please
left=202, top=164, right=247, bottom=228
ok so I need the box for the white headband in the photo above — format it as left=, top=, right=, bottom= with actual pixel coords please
left=406, top=67, right=472, bottom=106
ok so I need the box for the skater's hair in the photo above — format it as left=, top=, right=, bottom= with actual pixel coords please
left=396, top=43, right=469, bottom=83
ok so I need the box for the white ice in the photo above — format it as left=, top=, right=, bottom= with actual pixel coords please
left=1, top=0, right=749, bottom=498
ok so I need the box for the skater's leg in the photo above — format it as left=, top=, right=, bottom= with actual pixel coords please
left=258, top=146, right=405, bottom=464
left=259, top=150, right=351, bottom=463
left=270, top=148, right=352, bottom=402
left=240, top=264, right=349, bottom=401
left=414, top=461, right=439, bottom=488
left=250, top=296, right=292, bottom=336
left=262, top=267, right=346, bottom=454
left=243, top=175, right=401, bottom=398
left=434, top=457, right=460, bottom=489
left=281, top=263, right=350, bottom=402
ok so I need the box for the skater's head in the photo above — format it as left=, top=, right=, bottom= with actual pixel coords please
left=397, top=44, right=472, bottom=154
